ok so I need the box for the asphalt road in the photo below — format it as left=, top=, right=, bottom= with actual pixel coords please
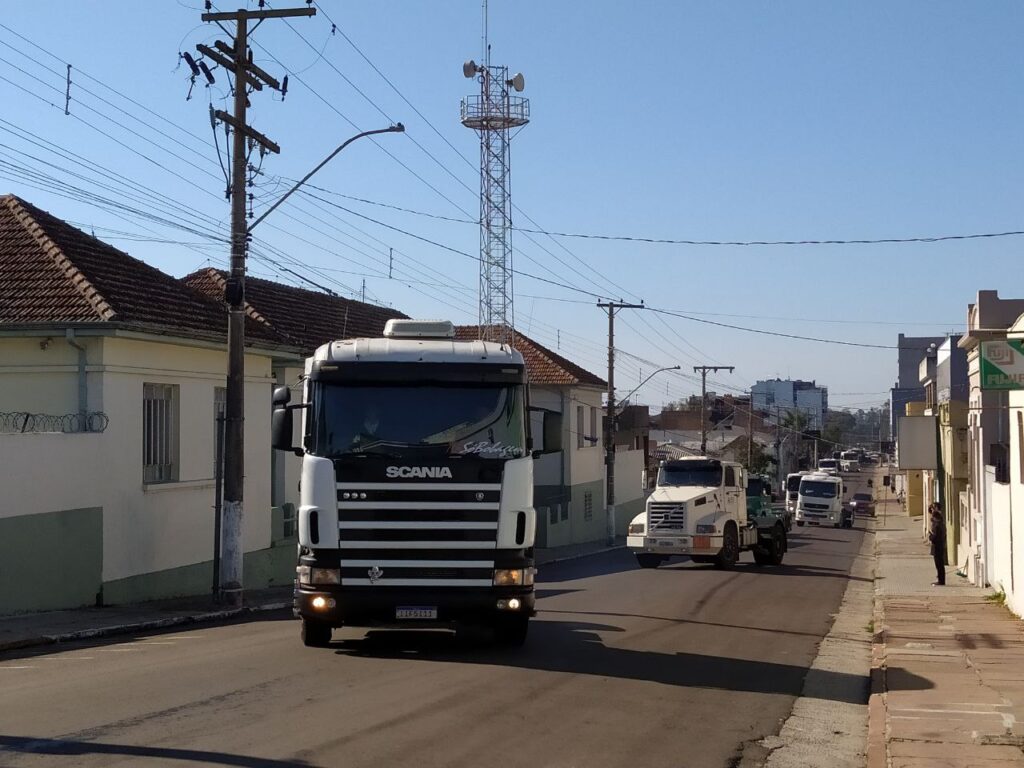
left=0, top=517, right=869, bottom=768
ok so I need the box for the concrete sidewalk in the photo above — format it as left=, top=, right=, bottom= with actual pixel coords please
left=870, top=502, right=1024, bottom=767
left=0, top=539, right=625, bottom=654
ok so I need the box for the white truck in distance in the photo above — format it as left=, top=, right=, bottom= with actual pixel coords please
left=795, top=472, right=846, bottom=528
left=627, top=458, right=787, bottom=569
left=785, top=471, right=808, bottom=521
left=817, top=458, right=839, bottom=473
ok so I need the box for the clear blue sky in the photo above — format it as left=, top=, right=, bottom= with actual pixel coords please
left=2, top=1, right=1022, bottom=410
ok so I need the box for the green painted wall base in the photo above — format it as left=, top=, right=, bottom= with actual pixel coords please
left=0, top=507, right=102, bottom=615
left=102, top=538, right=297, bottom=606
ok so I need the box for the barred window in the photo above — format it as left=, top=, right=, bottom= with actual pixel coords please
left=214, top=386, right=227, bottom=474
left=576, top=405, right=585, bottom=449
left=143, top=383, right=178, bottom=483
left=583, top=490, right=593, bottom=521
left=590, top=407, right=598, bottom=448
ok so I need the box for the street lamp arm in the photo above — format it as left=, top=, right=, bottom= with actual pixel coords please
left=616, top=365, right=681, bottom=413
left=248, top=123, right=405, bottom=231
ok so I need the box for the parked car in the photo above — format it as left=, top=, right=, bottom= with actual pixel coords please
left=848, top=492, right=876, bottom=518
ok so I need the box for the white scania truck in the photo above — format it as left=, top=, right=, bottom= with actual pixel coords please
left=626, top=457, right=787, bottom=569
left=271, top=320, right=560, bottom=648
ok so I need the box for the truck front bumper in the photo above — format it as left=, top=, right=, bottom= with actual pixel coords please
left=294, top=584, right=536, bottom=628
left=628, top=533, right=722, bottom=556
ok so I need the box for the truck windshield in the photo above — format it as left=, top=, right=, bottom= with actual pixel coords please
left=786, top=475, right=802, bottom=492
left=658, top=464, right=722, bottom=487
left=312, top=383, right=526, bottom=459
left=800, top=480, right=838, bottom=499
left=747, top=478, right=766, bottom=498
left=818, top=460, right=837, bottom=469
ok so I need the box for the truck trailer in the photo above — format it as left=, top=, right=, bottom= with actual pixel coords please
left=271, top=320, right=560, bottom=648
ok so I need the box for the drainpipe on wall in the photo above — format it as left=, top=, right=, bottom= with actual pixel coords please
left=65, top=329, right=87, bottom=429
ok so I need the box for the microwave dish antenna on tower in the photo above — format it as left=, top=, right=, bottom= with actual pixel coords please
left=460, top=0, right=529, bottom=346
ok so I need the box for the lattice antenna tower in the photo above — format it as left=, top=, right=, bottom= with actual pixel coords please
left=461, top=0, right=529, bottom=345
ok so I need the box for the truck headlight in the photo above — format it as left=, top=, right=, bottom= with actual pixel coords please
left=297, top=566, right=341, bottom=586
left=493, top=568, right=534, bottom=587
left=696, top=524, right=716, bottom=534
left=628, top=523, right=645, bottom=535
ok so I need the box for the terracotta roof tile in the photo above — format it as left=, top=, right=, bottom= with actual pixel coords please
left=0, top=195, right=283, bottom=345
left=183, top=268, right=407, bottom=354
left=455, top=325, right=606, bottom=388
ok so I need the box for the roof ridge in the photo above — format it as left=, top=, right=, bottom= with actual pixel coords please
left=2, top=195, right=116, bottom=321
left=193, top=267, right=274, bottom=328
left=513, top=328, right=605, bottom=386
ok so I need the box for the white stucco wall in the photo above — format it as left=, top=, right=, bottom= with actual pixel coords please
left=0, top=332, right=285, bottom=585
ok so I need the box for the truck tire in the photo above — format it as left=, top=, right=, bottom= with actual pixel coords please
left=494, top=615, right=529, bottom=647
left=301, top=618, right=332, bottom=648
left=636, top=554, right=665, bottom=569
left=714, top=524, right=739, bottom=570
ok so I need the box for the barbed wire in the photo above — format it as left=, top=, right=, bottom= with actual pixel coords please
left=0, top=411, right=109, bottom=434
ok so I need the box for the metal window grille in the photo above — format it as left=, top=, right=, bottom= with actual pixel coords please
left=590, top=407, right=598, bottom=448
left=583, top=490, right=593, bottom=521
left=576, top=405, right=585, bottom=449
left=214, top=386, right=227, bottom=474
left=143, top=383, right=177, bottom=483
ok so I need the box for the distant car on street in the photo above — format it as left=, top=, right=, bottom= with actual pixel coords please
left=848, top=492, right=876, bottom=518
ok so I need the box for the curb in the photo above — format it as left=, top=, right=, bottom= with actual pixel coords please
left=0, top=600, right=294, bottom=655
left=866, top=522, right=888, bottom=768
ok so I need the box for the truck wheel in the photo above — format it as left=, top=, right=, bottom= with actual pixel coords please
left=494, top=615, right=529, bottom=647
left=301, top=618, right=332, bottom=648
left=714, top=524, right=739, bottom=570
left=636, top=554, right=664, bottom=569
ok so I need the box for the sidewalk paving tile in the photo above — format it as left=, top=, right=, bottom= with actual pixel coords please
left=873, top=511, right=1024, bottom=766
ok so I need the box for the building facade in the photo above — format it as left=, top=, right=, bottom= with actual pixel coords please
left=751, top=378, right=829, bottom=431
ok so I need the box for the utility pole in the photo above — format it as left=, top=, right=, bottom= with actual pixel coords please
left=598, top=301, right=644, bottom=546
left=693, top=365, right=734, bottom=454
left=199, top=3, right=315, bottom=608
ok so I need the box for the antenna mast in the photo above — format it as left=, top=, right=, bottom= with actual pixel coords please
left=461, top=1, right=529, bottom=345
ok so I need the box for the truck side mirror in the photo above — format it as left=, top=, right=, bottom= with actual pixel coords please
left=272, top=385, right=291, bottom=406
left=271, top=386, right=304, bottom=455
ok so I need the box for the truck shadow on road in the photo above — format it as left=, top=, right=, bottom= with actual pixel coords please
left=0, top=735, right=315, bottom=768
left=332, top=619, right=932, bottom=704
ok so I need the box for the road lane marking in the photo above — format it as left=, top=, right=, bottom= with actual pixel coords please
left=0, top=666, right=36, bottom=669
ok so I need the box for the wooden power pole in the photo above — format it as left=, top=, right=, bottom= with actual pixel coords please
left=199, top=4, right=315, bottom=607
left=693, top=365, right=734, bottom=455
left=598, top=301, right=644, bottom=546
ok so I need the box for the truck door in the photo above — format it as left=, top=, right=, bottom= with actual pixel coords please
left=723, top=465, right=742, bottom=512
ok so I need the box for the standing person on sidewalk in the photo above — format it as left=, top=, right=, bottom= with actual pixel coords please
left=928, top=503, right=947, bottom=586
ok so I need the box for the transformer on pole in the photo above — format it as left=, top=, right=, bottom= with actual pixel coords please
left=461, top=6, right=528, bottom=345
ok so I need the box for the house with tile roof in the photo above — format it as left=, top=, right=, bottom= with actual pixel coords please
left=455, top=326, right=644, bottom=546
left=0, top=194, right=307, bottom=614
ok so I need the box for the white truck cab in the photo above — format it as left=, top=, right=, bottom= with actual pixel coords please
left=794, top=472, right=845, bottom=528
left=626, top=457, right=787, bottom=569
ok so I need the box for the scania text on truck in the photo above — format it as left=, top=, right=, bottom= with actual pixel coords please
left=794, top=472, right=846, bottom=528
left=271, top=320, right=560, bottom=648
left=626, top=458, right=787, bottom=569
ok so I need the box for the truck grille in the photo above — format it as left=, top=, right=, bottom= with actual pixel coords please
left=337, top=482, right=500, bottom=587
left=648, top=502, right=687, bottom=531
left=803, top=502, right=830, bottom=511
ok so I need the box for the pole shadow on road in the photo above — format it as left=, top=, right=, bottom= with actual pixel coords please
left=658, top=562, right=873, bottom=583
left=0, top=735, right=314, bottom=768
left=331, top=620, right=933, bottom=704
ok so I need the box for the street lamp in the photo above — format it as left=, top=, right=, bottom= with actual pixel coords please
left=616, top=365, right=681, bottom=413
left=248, top=123, right=405, bottom=231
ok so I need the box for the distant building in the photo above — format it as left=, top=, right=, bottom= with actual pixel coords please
left=750, top=379, right=828, bottom=431
left=889, top=333, right=944, bottom=440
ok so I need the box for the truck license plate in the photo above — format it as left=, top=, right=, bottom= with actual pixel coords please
left=396, top=607, right=437, bottom=620
left=657, top=539, right=676, bottom=548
